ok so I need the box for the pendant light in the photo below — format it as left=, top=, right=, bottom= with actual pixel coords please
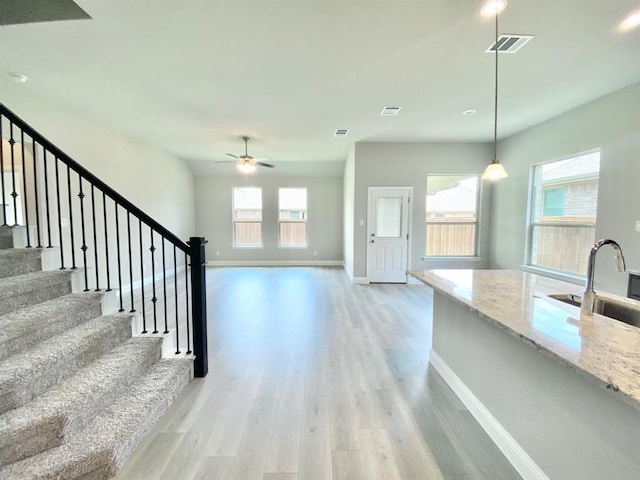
left=481, top=1, right=509, bottom=182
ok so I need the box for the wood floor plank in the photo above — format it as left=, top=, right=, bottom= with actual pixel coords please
left=191, top=456, right=235, bottom=480
left=264, top=357, right=307, bottom=474
left=331, top=449, right=367, bottom=480
left=204, top=355, right=270, bottom=456
left=113, top=432, right=183, bottom=480
left=114, top=267, right=520, bottom=480
left=263, top=474, right=298, bottom=480
left=359, top=429, right=403, bottom=480
left=299, top=395, right=332, bottom=480
left=228, top=377, right=284, bottom=480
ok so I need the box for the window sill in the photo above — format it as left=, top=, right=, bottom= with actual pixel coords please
left=278, top=245, right=308, bottom=249
left=232, top=245, right=264, bottom=249
left=520, top=265, right=585, bottom=286
left=421, top=256, right=483, bottom=262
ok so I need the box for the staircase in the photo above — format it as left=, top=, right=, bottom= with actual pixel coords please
left=0, top=225, right=193, bottom=479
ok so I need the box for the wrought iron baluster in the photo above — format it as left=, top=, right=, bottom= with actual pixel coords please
left=139, top=219, right=147, bottom=333
left=184, top=252, right=192, bottom=355
left=0, top=116, right=6, bottom=226
left=162, top=238, right=169, bottom=334
left=150, top=230, right=158, bottom=333
left=90, top=185, right=100, bottom=291
left=114, top=203, right=124, bottom=311
left=127, top=211, right=135, bottom=312
left=66, top=165, right=77, bottom=269
left=78, top=176, right=88, bottom=291
left=174, top=244, right=180, bottom=354
left=31, top=141, right=42, bottom=247
left=20, top=131, right=31, bottom=246
left=54, top=158, right=65, bottom=268
left=43, top=150, right=53, bottom=248
left=9, top=124, right=18, bottom=227
left=103, top=192, right=111, bottom=291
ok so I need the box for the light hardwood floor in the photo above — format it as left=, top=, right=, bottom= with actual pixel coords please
left=114, top=267, right=520, bottom=480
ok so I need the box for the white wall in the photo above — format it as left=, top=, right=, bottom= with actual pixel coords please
left=489, top=81, right=640, bottom=295
left=343, top=146, right=355, bottom=280
left=351, top=141, right=493, bottom=279
left=0, top=78, right=196, bottom=241
left=194, top=174, right=343, bottom=264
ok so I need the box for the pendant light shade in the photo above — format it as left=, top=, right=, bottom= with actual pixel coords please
left=482, top=160, right=508, bottom=181
left=481, top=1, right=508, bottom=182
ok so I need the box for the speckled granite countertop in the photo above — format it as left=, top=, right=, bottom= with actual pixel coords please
left=409, top=269, right=640, bottom=411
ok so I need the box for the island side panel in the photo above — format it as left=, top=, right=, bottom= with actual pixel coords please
left=431, top=291, right=640, bottom=480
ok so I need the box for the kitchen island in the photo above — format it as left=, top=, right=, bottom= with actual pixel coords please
left=409, top=269, right=640, bottom=480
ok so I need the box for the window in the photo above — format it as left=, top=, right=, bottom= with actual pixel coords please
left=232, top=187, right=262, bottom=247
left=425, top=175, right=480, bottom=256
left=527, top=151, right=600, bottom=276
left=279, top=188, right=307, bottom=247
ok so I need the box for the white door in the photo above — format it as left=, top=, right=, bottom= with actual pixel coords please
left=367, top=187, right=411, bottom=283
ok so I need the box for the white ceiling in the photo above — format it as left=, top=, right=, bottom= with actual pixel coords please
left=1, top=0, right=639, bottom=175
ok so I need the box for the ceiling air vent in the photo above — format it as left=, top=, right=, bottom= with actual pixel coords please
left=334, top=129, right=349, bottom=137
left=380, top=106, right=402, bottom=116
left=486, top=34, right=534, bottom=53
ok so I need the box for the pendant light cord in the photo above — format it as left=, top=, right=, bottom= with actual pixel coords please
left=493, top=12, right=499, bottom=162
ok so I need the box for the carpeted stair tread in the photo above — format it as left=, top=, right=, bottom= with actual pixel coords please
left=0, top=315, right=132, bottom=414
left=0, top=248, right=43, bottom=279
left=0, top=270, right=72, bottom=315
left=0, top=358, right=193, bottom=480
left=0, top=337, right=163, bottom=466
left=0, top=293, right=104, bottom=361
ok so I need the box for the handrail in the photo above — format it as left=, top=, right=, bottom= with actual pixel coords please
left=0, top=103, right=189, bottom=253
left=0, top=102, right=208, bottom=377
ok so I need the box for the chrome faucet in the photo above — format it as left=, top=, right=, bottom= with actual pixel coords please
left=581, top=239, right=626, bottom=316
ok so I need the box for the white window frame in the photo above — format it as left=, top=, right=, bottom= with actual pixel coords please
left=525, top=150, right=600, bottom=280
left=278, top=187, right=308, bottom=248
left=232, top=186, right=263, bottom=248
left=424, top=174, right=481, bottom=258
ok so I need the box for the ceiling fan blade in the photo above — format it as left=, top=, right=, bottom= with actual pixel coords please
left=214, top=160, right=239, bottom=164
left=226, top=153, right=239, bottom=158
left=256, top=162, right=275, bottom=168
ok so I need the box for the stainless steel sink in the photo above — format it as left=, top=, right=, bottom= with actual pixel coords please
left=547, top=293, right=640, bottom=328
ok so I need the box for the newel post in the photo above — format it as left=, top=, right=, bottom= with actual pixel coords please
left=188, top=236, right=208, bottom=377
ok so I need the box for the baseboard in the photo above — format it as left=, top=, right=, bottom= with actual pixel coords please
left=429, top=350, right=549, bottom=480
left=353, top=276, right=369, bottom=284
left=206, top=260, right=344, bottom=267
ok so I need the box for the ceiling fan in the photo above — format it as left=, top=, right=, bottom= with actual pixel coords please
left=217, top=136, right=275, bottom=173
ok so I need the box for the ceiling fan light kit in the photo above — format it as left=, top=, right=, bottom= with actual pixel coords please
left=217, top=136, right=275, bottom=174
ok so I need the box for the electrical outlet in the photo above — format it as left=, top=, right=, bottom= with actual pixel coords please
left=216, top=251, right=220, bottom=256
left=313, top=251, right=318, bottom=256
left=636, top=221, right=640, bottom=232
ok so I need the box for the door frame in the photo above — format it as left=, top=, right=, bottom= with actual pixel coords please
left=366, top=186, right=413, bottom=283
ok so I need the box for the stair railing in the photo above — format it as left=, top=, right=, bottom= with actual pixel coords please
left=0, top=103, right=208, bottom=377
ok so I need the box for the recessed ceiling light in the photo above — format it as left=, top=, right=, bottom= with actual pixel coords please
left=8, top=73, right=28, bottom=83
left=380, top=106, right=402, bottom=116
left=619, top=10, right=640, bottom=32
left=480, top=0, right=508, bottom=17
left=463, top=109, right=477, bottom=116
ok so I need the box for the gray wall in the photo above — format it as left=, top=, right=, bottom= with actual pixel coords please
left=343, top=147, right=355, bottom=279
left=195, top=174, right=343, bottom=264
left=351, top=141, right=493, bottom=279
left=489, top=81, right=640, bottom=295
